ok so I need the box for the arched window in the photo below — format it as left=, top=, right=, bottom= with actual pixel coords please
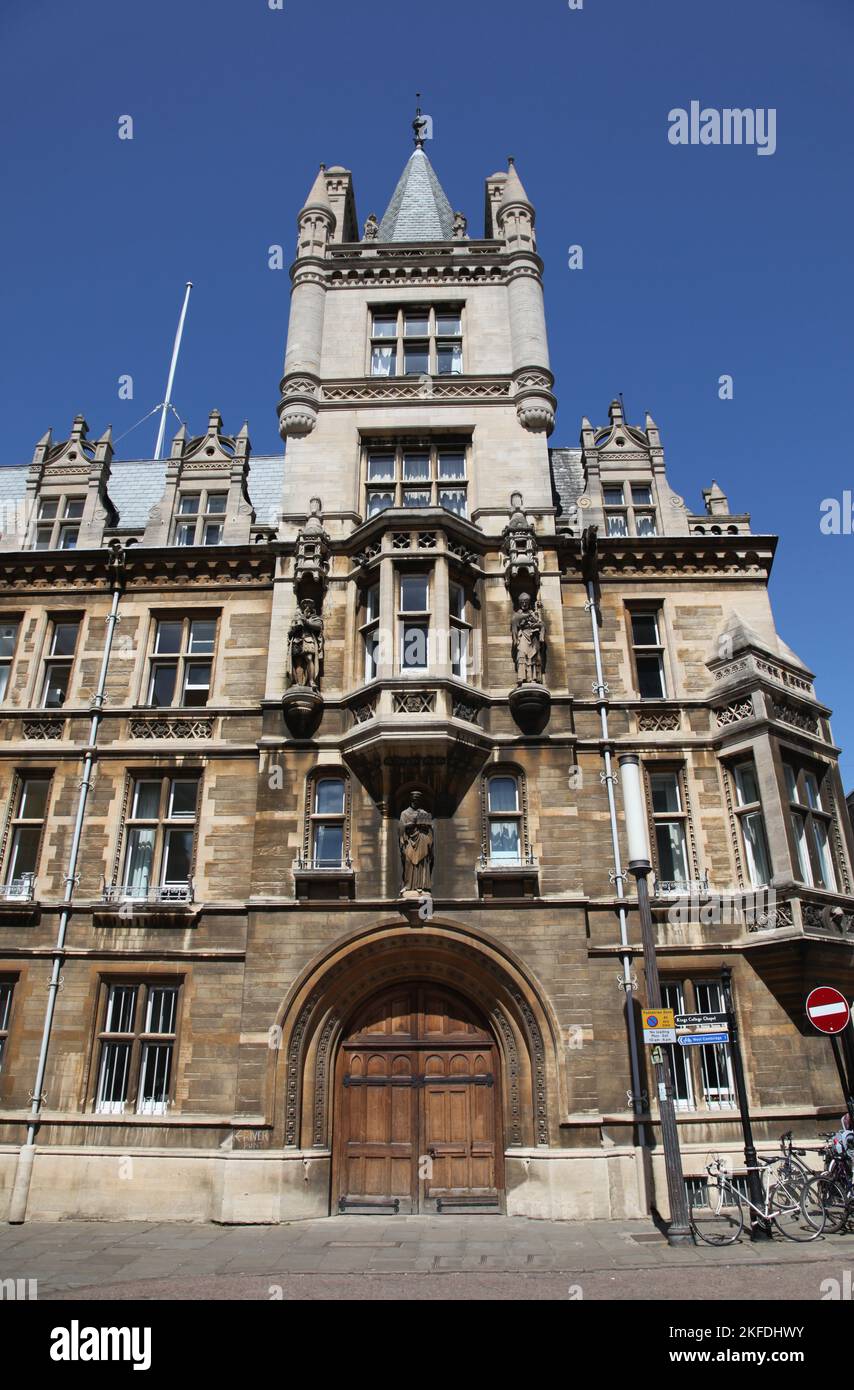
left=306, top=775, right=349, bottom=868
left=484, top=774, right=524, bottom=865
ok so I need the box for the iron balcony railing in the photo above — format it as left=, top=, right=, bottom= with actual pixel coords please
left=478, top=851, right=538, bottom=870
left=0, top=873, right=35, bottom=902
left=102, top=879, right=194, bottom=905
left=653, top=873, right=710, bottom=897
left=293, top=855, right=353, bottom=872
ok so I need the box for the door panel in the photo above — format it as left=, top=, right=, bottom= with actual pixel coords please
left=338, top=1049, right=416, bottom=1212
left=334, top=987, right=503, bottom=1214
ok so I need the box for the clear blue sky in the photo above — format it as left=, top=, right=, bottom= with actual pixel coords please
left=1, top=0, right=852, bottom=780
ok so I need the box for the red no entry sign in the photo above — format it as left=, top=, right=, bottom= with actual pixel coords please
left=806, top=986, right=851, bottom=1035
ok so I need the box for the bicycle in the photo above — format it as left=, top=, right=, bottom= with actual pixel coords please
left=690, top=1154, right=826, bottom=1245
left=801, top=1131, right=854, bottom=1235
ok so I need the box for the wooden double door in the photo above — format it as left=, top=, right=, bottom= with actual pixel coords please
left=334, top=986, right=503, bottom=1214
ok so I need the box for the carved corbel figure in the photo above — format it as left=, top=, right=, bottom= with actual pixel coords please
left=511, top=591, right=545, bottom=686
left=287, top=597, right=324, bottom=690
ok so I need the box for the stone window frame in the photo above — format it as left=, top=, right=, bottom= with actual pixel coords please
left=171, top=488, right=229, bottom=547
left=0, top=616, right=23, bottom=704
left=0, top=769, right=53, bottom=895
left=30, top=492, right=87, bottom=551
left=642, top=760, right=701, bottom=892
left=0, top=974, right=16, bottom=1074
left=358, top=580, right=381, bottom=684
left=479, top=765, right=531, bottom=867
left=601, top=480, right=658, bottom=538
left=301, top=768, right=352, bottom=870
left=367, top=303, right=464, bottom=380
left=397, top=567, right=433, bottom=675
left=39, top=612, right=83, bottom=709
left=141, top=610, right=221, bottom=711
left=362, top=435, right=470, bottom=520
left=626, top=602, right=669, bottom=701
left=725, top=756, right=774, bottom=890
left=660, top=975, right=737, bottom=1112
left=109, top=769, right=202, bottom=899
left=90, top=973, right=185, bottom=1116
left=778, top=753, right=840, bottom=892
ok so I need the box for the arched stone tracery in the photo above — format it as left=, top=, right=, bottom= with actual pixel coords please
left=274, top=920, right=560, bottom=1156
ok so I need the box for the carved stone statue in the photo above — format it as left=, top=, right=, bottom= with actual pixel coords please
left=287, top=598, right=324, bottom=689
left=452, top=210, right=468, bottom=240
left=511, top=592, right=545, bottom=685
left=363, top=212, right=379, bottom=242
left=398, top=791, right=434, bottom=895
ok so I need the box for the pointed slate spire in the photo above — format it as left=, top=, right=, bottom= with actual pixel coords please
left=378, top=147, right=455, bottom=242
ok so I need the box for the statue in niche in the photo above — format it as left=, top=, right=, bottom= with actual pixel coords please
left=363, top=212, right=379, bottom=242
left=398, top=791, right=434, bottom=895
left=287, top=598, right=324, bottom=690
left=511, top=591, right=545, bottom=685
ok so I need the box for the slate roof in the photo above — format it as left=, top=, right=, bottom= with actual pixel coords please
left=378, top=149, right=455, bottom=242
left=548, top=448, right=585, bottom=520
left=0, top=456, right=286, bottom=540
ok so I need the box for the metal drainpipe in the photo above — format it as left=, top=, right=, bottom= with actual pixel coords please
left=8, top=541, right=125, bottom=1223
left=581, top=529, right=646, bottom=1147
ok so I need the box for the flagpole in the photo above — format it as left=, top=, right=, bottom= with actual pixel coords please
left=153, top=281, right=193, bottom=460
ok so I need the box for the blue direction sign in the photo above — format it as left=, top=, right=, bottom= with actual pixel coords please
left=678, top=1032, right=729, bottom=1046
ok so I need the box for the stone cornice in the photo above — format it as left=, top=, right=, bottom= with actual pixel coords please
left=0, top=543, right=277, bottom=592
left=557, top=532, right=777, bottom=579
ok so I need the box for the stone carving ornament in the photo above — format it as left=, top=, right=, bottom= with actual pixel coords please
left=398, top=791, right=434, bottom=895
left=511, top=592, right=545, bottom=685
left=287, top=598, right=324, bottom=690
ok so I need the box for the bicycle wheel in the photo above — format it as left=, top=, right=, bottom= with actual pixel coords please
left=801, top=1174, right=847, bottom=1235
left=690, top=1178, right=744, bottom=1245
left=772, top=1179, right=825, bottom=1240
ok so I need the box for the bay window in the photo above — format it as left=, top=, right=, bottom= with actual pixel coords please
left=732, top=760, right=772, bottom=888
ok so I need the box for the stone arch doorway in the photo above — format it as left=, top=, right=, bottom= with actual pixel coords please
left=333, top=983, right=503, bottom=1215
left=274, top=921, right=562, bottom=1216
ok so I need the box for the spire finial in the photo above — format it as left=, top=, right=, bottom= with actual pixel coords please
left=413, top=94, right=428, bottom=149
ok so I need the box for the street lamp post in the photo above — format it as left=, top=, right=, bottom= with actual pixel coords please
left=618, top=754, right=693, bottom=1246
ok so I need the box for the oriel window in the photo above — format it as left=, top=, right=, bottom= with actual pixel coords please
left=449, top=582, right=471, bottom=680
left=732, top=760, right=772, bottom=888
left=360, top=584, right=381, bottom=681
left=399, top=572, right=430, bottom=672
left=783, top=762, right=837, bottom=890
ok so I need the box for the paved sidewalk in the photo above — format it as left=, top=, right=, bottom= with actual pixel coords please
left=3, top=1216, right=854, bottom=1300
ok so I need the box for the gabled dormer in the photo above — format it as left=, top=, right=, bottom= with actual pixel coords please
left=578, top=399, right=692, bottom=538
left=2, top=415, right=119, bottom=552
left=142, top=410, right=254, bottom=547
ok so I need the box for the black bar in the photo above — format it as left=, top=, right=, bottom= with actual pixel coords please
left=720, top=965, right=772, bottom=1240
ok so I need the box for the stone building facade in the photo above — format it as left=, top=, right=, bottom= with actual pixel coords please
left=0, top=134, right=852, bottom=1223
